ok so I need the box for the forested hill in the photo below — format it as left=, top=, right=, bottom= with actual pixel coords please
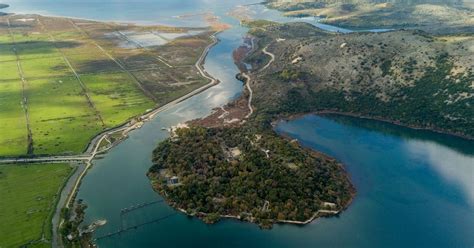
left=243, top=22, right=474, bottom=139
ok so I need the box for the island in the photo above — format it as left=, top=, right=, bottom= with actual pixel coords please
left=148, top=20, right=473, bottom=228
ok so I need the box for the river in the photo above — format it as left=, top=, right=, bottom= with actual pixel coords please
left=4, top=0, right=474, bottom=247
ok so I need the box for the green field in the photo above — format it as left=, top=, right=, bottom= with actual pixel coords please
left=0, top=19, right=153, bottom=156
left=80, top=72, right=154, bottom=127
left=0, top=43, right=16, bottom=62
left=21, top=57, right=70, bottom=78
left=0, top=80, right=28, bottom=156
left=27, top=76, right=103, bottom=155
left=0, top=61, right=20, bottom=81
left=0, top=163, right=73, bottom=247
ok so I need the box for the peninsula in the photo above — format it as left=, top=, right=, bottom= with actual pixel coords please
left=148, top=20, right=473, bottom=228
left=149, top=126, right=354, bottom=228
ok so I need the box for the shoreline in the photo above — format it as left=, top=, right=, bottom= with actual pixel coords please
left=277, top=110, right=474, bottom=141
left=154, top=184, right=354, bottom=228
left=237, top=28, right=473, bottom=142
left=4, top=11, right=208, bottom=28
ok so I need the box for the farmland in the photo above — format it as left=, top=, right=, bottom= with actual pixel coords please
left=0, top=163, right=73, bottom=248
left=0, top=14, right=216, bottom=156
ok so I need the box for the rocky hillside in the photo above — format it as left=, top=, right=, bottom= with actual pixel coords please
left=265, top=0, right=474, bottom=34
left=243, top=22, right=474, bottom=138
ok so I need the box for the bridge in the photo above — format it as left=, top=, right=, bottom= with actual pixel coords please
left=93, top=199, right=175, bottom=241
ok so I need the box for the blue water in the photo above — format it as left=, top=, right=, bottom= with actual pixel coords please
left=5, top=1, right=474, bottom=247
left=275, top=114, right=474, bottom=247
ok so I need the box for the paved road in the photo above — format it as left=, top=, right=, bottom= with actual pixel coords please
left=51, top=162, right=87, bottom=248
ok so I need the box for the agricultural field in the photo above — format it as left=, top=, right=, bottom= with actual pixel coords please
left=27, top=76, right=103, bottom=155
left=0, top=14, right=215, bottom=156
left=0, top=163, right=73, bottom=247
left=0, top=80, right=28, bottom=156
left=80, top=72, right=154, bottom=127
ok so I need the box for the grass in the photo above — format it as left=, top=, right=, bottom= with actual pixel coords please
left=11, top=32, right=52, bottom=43
left=28, top=76, right=103, bottom=155
left=0, top=163, right=73, bottom=248
left=0, top=61, right=20, bottom=81
left=67, top=52, right=122, bottom=74
left=155, top=80, right=208, bottom=106
left=0, top=80, right=28, bottom=156
left=80, top=72, right=155, bottom=127
left=21, top=57, right=71, bottom=78
left=49, top=30, right=84, bottom=40
left=0, top=44, right=16, bottom=62
left=16, top=42, right=62, bottom=60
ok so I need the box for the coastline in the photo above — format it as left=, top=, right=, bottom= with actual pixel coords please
left=3, top=11, right=207, bottom=27
left=155, top=190, right=353, bottom=228
left=277, top=110, right=474, bottom=141
left=150, top=138, right=355, bottom=228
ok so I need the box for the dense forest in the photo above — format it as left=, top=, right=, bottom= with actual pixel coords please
left=149, top=126, right=354, bottom=228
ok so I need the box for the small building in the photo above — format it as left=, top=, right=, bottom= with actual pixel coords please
left=322, top=202, right=337, bottom=209
left=169, top=176, right=179, bottom=185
